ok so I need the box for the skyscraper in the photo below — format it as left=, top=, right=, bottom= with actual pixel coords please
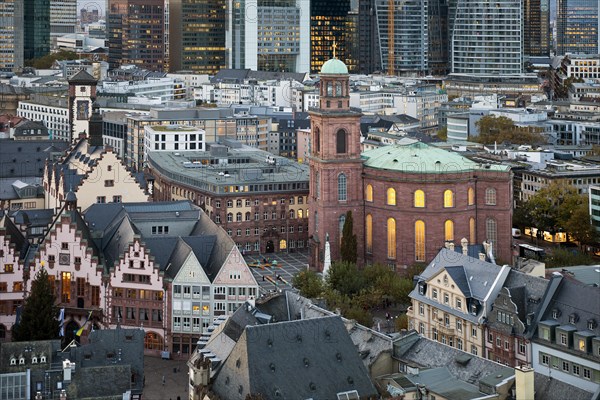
left=428, top=0, right=449, bottom=74
left=375, top=0, right=429, bottom=75
left=524, top=0, right=550, bottom=56
left=357, top=0, right=381, bottom=74
left=23, top=0, right=50, bottom=61
left=227, top=0, right=310, bottom=73
left=108, top=0, right=165, bottom=71
left=450, top=0, right=522, bottom=74
left=0, top=0, right=21, bottom=71
left=556, top=0, right=599, bottom=55
left=310, top=0, right=356, bottom=73
left=169, top=0, right=227, bottom=74
left=50, top=0, right=77, bottom=44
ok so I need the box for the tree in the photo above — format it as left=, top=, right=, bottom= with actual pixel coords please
left=326, top=261, right=365, bottom=296
left=12, top=268, right=60, bottom=341
left=292, top=270, right=323, bottom=298
left=340, top=211, right=357, bottom=263
left=25, top=50, right=79, bottom=69
left=564, top=202, right=598, bottom=248
left=474, top=115, right=546, bottom=145
left=436, top=126, right=447, bottom=141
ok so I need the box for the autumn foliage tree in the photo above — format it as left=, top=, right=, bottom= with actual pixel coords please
left=12, top=268, right=60, bottom=342
left=474, top=115, right=547, bottom=145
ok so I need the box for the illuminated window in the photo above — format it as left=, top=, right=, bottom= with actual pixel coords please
left=279, top=239, right=287, bottom=250
left=578, top=339, right=586, bottom=351
left=485, top=188, right=497, bottom=205
left=338, top=173, right=347, bottom=201
left=366, top=214, right=372, bottom=254
left=365, top=184, right=373, bottom=202
left=444, top=190, right=454, bottom=208
left=470, top=218, right=476, bottom=244
left=387, top=218, right=396, bottom=259
left=445, top=220, right=454, bottom=241
left=414, top=190, right=425, bottom=207
left=468, top=187, right=475, bottom=205
left=415, top=220, right=425, bottom=261
left=387, top=188, right=396, bottom=205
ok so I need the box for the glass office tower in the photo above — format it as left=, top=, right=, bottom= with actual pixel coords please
left=556, top=0, right=599, bottom=55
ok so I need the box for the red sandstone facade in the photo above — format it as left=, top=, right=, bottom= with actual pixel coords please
left=308, top=61, right=513, bottom=271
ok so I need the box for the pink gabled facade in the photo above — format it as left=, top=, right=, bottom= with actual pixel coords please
left=108, top=238, right=167, bottom=356
left=31, top=199, right=105, bottom=343
left=0, top=216, right=27, bottom=342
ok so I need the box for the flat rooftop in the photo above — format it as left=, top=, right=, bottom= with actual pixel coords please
left=147, top=146, right=309, bottom=195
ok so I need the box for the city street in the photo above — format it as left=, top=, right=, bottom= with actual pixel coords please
left=244, top=249, right=310, bottom=292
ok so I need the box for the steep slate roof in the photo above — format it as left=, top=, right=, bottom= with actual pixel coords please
left=212, top=315, right=378, bottom=400
left=0, top=139, right=69, bottom=179
left=0, top=212, right=29, bottom=260
left=67, top=70, right=97, bottom=84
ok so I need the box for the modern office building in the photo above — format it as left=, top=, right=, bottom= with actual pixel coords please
left=556, top=0, right=599, bottom=55
left=23, top=0, right=51, bottom=61
left=49, top=0, right=77, bottom=43
left=375, top=0, right=429, bottom=75
left=357, top=0, right=381, bottom=74
left=107, top=0, right=165, bottom=71
left=590, top=185, right=600, bottom=234
left=450, top=0, right=522, bottom=74
left=227, top=0, right=310, bottom=73
left=310, top=0, right=356, bottom=73
left=169, top=0, right=227, bottom=74
left=524, top=0, right=550, bottom=56
left=0, top=0, right=22, bottom=71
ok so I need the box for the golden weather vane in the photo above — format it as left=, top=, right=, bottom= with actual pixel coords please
left=332, top=41, right=337, bottom=59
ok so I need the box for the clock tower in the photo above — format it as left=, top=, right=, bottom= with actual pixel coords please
left=308, top=57, right=364, bottom=270
left=68, top=70, right=97, bottom=142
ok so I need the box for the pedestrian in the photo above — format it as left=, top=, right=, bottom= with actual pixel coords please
left=262, top=275, right=265, bottom=281
left=162, top=375, right=165, bottom=386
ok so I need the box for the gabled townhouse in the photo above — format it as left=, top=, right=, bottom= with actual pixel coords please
left=44, top=104, right=149, bottom=211
left=407, top=246, right=511, bottom=357
left=485, top=270, right=557, bottom=367
left=30, top=193, right=105, bottom=345
left=0, top=214, right=30, bottom=341
left=532, top=276, right=600, bottom=394
left=83, top=200, right=259, bottom=357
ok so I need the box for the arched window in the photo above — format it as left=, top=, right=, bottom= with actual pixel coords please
left=365, top=184, right=373, bottom=202
left=314, top=211, right=318, bottom=231
left=289, top=209, right=295, bottom=219
left=336, top=129, right=347, bottom=154
left=326, top=82, right=333, bottom=96
left=315, top=171, right=320, bottom=199
left=227, top=213, right=233, bottom=222
left=445, top=220, right=454, bottom=241
left=314, top=127, right=320, bottom=153
left=468, top=187, right=475, bottom=205
left=414, top=190, right=425, bottom=207
left=144, top=332, right=163, bottom=350
left=245, top=212, right=251, bottom=221
left=486, top=218, right=497, bottom=255
left=306, top=209, right=309, bottom=218
left=387, top=188, right=396, bottom=205
left=338, top=173, right=347, bottom=201
left=469, top=218, right=476, bottom=244
left=236, top=212, right=242, bottom=222
left=279, top=239, right=287, bottom=250
left=485, top=188, right=497, bottom=205
left=387, top=218, right=396, bottom=259
left=366, top=214, right=373, bottom=254
left=444, top=190, right=454, bottom=208
left=335, top=82, right=342, bottom=96
left=415, top=220, right=425, bottom=261
left=298, top=209, right=303, bottom=218
left=339, top=215, right=346, bottom=244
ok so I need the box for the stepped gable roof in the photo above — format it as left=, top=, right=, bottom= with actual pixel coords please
left=68, top=70, right=97, bottom=84
left=212, top=315, right=377, bottom=400
left=0, top=212, right=29, bottom=260
left=139, top=237, right=179, bottom=271
left=362, top=141, right=509, bottom=173
left=101, top=215, right=139, bottom=270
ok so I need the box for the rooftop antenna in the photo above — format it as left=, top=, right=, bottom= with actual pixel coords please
left=332, top=41, right=337, bottom=59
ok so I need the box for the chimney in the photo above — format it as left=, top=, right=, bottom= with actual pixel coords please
left=479, top=253, right=486, bottom=261
left=515, top=364, right=535, bottom=400
left=448, top=242, right=455, bottom=251
left=461, top=238, right=468, bottom=255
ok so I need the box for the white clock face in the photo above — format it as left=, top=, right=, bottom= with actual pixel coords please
left=59, top=253, right=70, bottom=265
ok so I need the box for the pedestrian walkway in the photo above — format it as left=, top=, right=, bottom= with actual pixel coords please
left=143, top=356, right=189, bottom=400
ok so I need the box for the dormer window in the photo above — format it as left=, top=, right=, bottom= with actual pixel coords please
left=552, top=309, right=560, bottom=319
left=470, top=303, right=477, bottom=315
left=569, top=314, right=579, bottom=324
left=418, top=284, right=425, bottom=295
left=10, top=357, right=16, bottom=366
left=588, top=319, right=597, bottom=330
left=32, top=356, right=38, bottom=364
left=40, top=355, right=46, bottom=363
left=19, top=357, right=25, bottom=365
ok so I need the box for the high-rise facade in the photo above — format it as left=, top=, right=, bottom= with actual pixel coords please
left=450, top=0, right=522, bottom=74
left=556, top=0, right=599, bottom=55
left=357, top=0, right=381, bottom=74
left=310, top=0, right=357, bottom=73
left=524, top=0, right=550, bottom=56
left=227, top=0, right=310, bottom=73
left=23, top=0, right=50, bottom=61
left=169, top=0, right=227, bottom=74
left=428, top=0, right=449, bottom=74
left=108, top=0, right=165, bottom=71
left=50, top=0, right=77, bottom=43
left=375, top=0, right=429, bottom=75
left=0, top=0, right=22, bottom=71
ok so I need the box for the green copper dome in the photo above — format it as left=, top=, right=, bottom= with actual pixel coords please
left=320, top=58, right=348, bottom=75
